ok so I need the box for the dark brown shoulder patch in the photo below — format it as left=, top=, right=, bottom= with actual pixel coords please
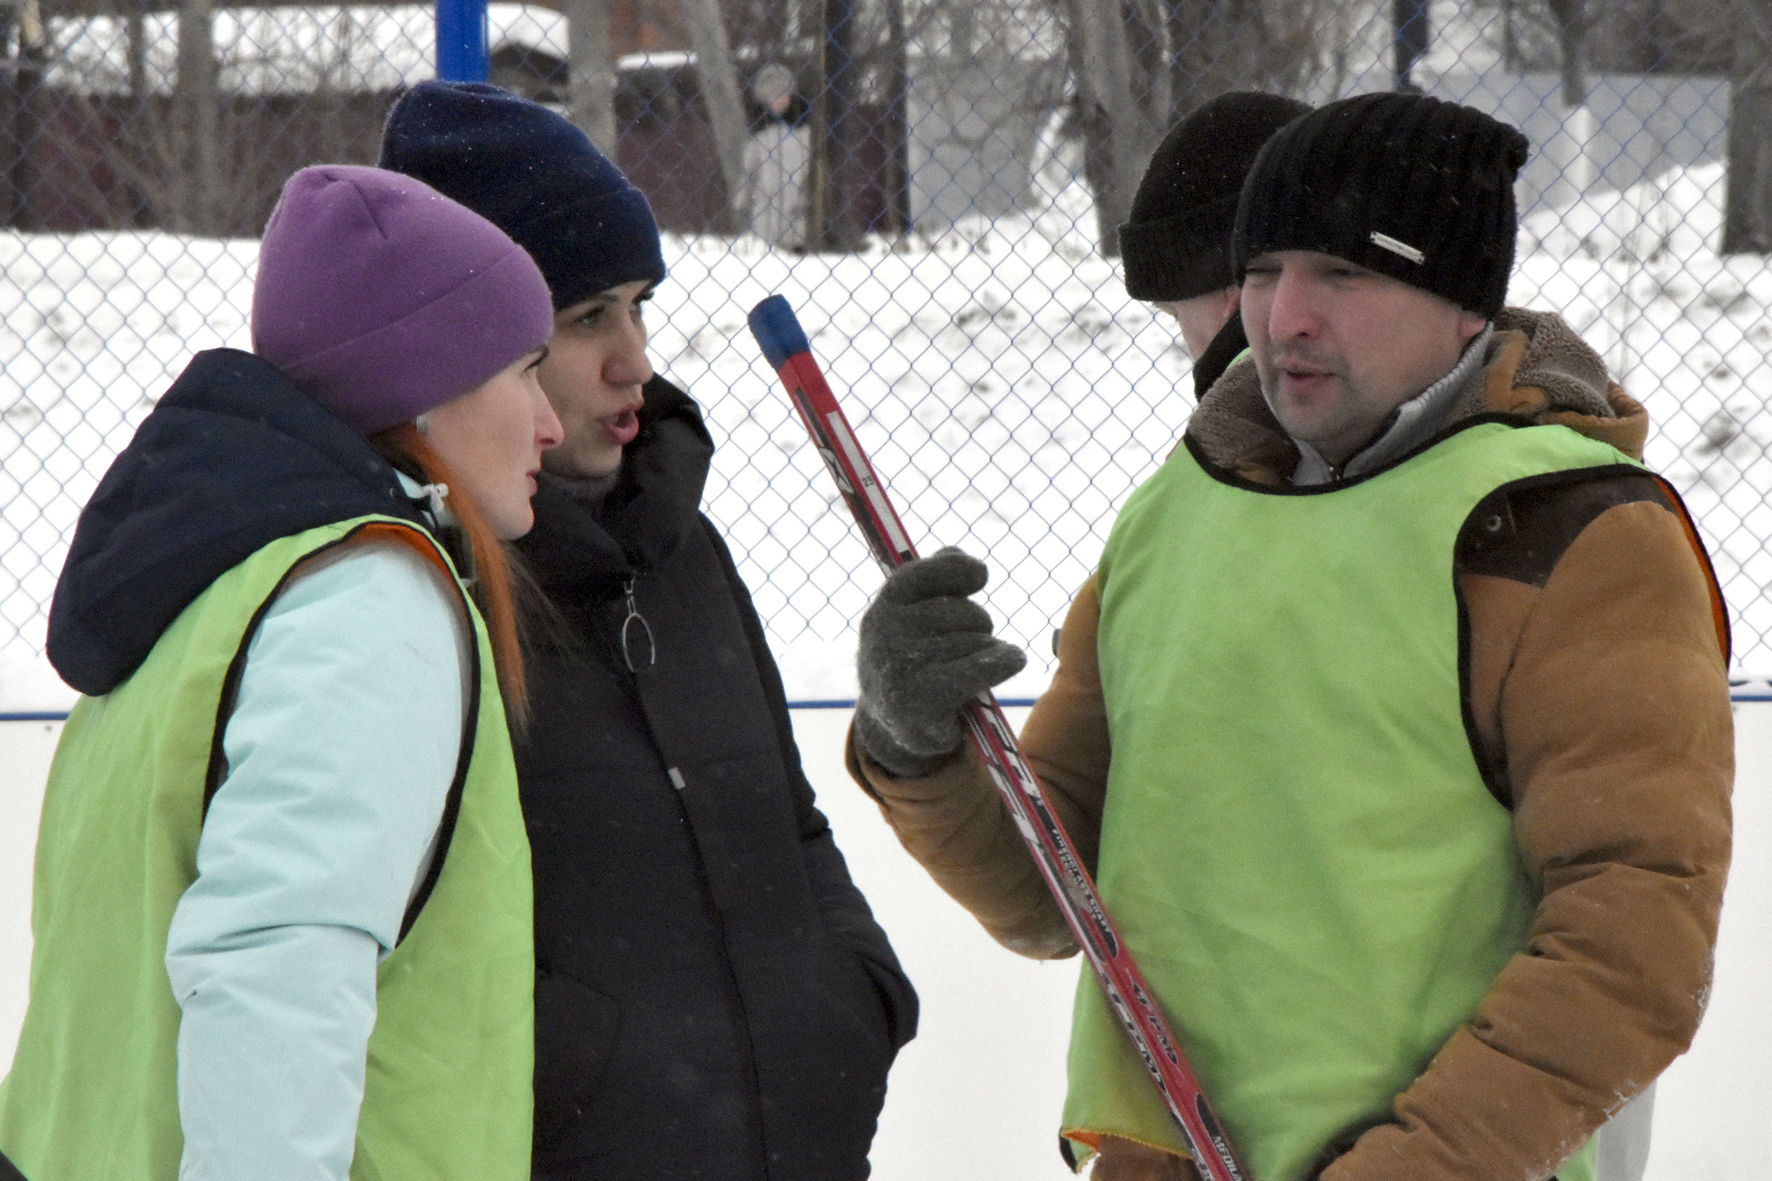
left=1456, top=472, right=1672, bottom=587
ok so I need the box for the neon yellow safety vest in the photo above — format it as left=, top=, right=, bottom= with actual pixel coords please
left=1066, top=422, right=1635, bottom=1181
left=0, top=517, right=534, bottom=1181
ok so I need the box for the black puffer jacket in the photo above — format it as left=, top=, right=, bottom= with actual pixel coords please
left=515, top=375, right=917, bottom=1181
left=1191, top=311, right=1249, bottom=399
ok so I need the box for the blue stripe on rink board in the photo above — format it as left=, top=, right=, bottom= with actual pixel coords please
left=10, top=688, right=1772, bottom=724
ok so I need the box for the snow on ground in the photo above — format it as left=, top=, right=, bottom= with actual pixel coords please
left=6, top=153, right=1771, bottom=709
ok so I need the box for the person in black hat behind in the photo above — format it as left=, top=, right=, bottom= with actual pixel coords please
left=843, top=91, right=1731, bottom=1181
left=379, top=81, right=916, bottom=1181
left=1118, top=90, right=1309, bottom=394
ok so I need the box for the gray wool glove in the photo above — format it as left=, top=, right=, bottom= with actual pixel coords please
left=854, top=546, right=1028, bottom=778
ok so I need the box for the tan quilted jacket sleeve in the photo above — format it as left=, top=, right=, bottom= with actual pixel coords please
left=1326, top=493, right=1733, bottom=1181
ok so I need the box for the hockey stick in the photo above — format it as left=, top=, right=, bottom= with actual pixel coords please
left=747, top=294, right=1250, bottom=1181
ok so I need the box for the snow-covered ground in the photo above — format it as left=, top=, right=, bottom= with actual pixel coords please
left=6, top=151, right=1772, bottom=709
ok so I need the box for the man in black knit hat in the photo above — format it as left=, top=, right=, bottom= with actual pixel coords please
left=1119, top=90, right=1309, bottom=394
left=846, top=91, right=1731, bottom=1181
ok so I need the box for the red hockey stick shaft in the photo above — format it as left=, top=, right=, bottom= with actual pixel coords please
left=747, top=294, right=1250, bottom=1181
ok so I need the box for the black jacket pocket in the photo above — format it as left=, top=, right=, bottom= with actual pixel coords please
left=532, top=966, right=621, bottom=1157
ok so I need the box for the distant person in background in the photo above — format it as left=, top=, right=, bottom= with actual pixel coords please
left=744, top=63, right=812, bottom=251
left=380, top=80, right=916, bottom=1181
left=844, top=92, right=1732, bottom=1181
left=0, top=164, right=562, bottom=1179
left=1117, top=90, right=1310, bottom=392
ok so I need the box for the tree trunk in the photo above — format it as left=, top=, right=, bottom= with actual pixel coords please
left=173, top=0, right=218, bottom=234
left=125, top=0, right=150, bottom=225
left=1723, top=0, right=1772, bottom=253
left=1069, top=0, right=1333, bottom=255
left=680, top=0, right=748, bottom=234
left=1542, top=0, right=1595, bottom=209
left=565, top=0, right=617, bottom=155
left=883, top=0, right=909, bottom=233
left=1170, top=0, right=1260, bottom=108
left=128, top=0, right=148, bottom=120
left=1, top=1, right=44, bottom=229
left=811, top=0, right=867, bottom=251
left=1547, top=0, right=1589, bottom=106
left=1066, top=0, right=1167, bottom=253
left=1500, top=0, right=1521, bottom=71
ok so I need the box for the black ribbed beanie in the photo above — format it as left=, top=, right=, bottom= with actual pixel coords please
left=1119, top=91, right=1312, bottom=301
left=1232, top=92, right=1529, bottom=318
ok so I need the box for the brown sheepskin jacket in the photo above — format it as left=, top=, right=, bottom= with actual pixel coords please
left=847, top=308, right=1734, bottom=1181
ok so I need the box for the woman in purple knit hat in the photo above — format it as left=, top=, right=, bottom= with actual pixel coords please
left=0, top=165, right=562, bottom=1181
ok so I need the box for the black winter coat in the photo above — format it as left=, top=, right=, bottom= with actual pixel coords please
left=514, top=376, right=917, bottom=1181
left=1193, top=313, right=1249, bottom=399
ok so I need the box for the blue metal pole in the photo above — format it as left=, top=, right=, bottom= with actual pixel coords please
left=435, top=0, right=489, bottom=82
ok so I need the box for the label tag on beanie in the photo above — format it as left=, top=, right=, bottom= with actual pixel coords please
left=1369, top=232, right=1425, bottom=265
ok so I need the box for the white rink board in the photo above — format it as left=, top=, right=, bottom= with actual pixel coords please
left=2, top=705, right=1766, bottom=1180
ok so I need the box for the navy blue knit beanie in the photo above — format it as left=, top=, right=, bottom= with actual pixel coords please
left=1233, top=92, right=1528, bottom=319
left=1119, top=91, right=1311, bottom=302
left=379, top=80, right=666, bottom=312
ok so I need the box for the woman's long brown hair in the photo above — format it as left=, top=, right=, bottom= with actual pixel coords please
left=371, top=421, right=529, bottom=727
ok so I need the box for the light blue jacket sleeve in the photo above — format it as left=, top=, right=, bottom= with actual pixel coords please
left=164, top=540, right=470, bottom=1181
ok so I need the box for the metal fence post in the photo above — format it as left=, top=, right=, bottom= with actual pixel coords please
left=435, top=0, right=489, bottom=83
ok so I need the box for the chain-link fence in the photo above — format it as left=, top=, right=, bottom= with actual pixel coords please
left=3, top=0, right=1769, bottom=700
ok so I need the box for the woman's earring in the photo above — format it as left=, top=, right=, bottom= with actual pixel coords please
left=414, top=412, right=431, bottom=436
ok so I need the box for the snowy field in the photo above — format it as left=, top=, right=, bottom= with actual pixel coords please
left=2, top=708, right=1768, bottom=1179
left=5, top=154, right=1772, bottom=703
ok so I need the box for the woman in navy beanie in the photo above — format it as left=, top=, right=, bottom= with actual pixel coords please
left=381, top=81, right=917, bottom=1181
left=0, top=165, right=563, bottom=1180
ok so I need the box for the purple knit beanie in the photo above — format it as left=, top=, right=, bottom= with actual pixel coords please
left=251, top=164, right=554, bottom=435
